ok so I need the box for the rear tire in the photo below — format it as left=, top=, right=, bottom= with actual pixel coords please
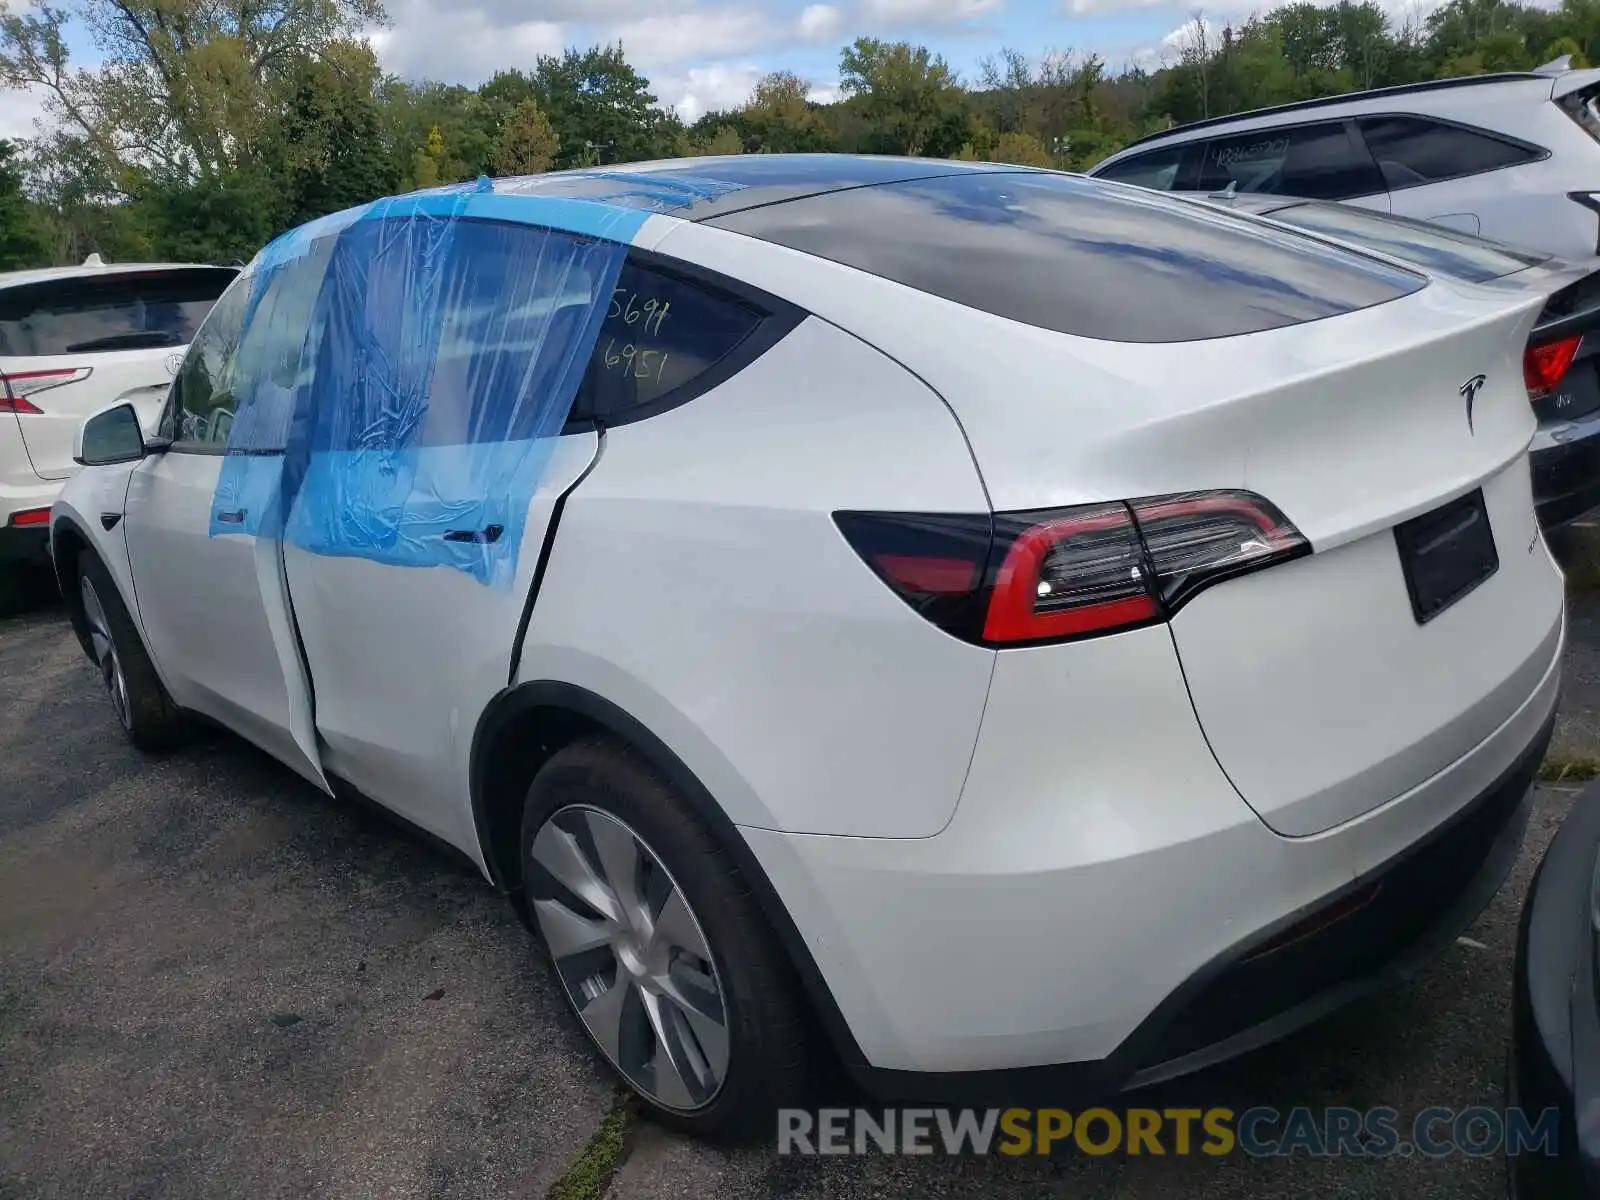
left=76, top=554, right=186, bottom=752
left=520, top=736, right=810, bottom=1143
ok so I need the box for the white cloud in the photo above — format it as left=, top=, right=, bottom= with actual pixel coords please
left=1162, top=15, right=1217, bottom=48
left=797, top=3, right=844, bottom=41
left=608, top=10, right=778, bottom=65
left=0, top=86, right=49, bottom=142
left=1076, top=0, right=1438, bottom=22
left=807, top=82, right=843, bottom=104
left=370, top=4, right=566, bottom=82
left=1068, top=0, right=1179, bottom=15
left=1116, top=15, right=1236, bottom=68
left=654, top=62, right=766, bottom=120
left=864, top=0, right=1003, bottom=20
left=609, top=5, right=847, bottom=71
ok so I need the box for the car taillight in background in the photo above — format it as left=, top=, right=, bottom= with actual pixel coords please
left=7, top=507, right=51, bottom=527
left=1525, top=335, right=1583, bottom=401
left=0, top=367, right=93, bottom=414
left=836, top=490, right=1309, bottom=646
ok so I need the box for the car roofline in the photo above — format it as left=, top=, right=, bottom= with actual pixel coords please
left=1115, top=72, right=1551, bottom=154
left=0, top=262, right=239, bottom=291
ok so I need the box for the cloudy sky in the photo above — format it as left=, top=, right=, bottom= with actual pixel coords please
left=0, top=0, right=1442, bottom=141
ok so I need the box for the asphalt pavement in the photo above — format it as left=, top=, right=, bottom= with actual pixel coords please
left=3, top=552, right=1600, bottom=1199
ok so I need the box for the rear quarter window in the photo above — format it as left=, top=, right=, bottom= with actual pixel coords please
left=1093, top=145, right=1187, bottom=190
left=706, top=171, right=1425, bottom=343
left=572, top=257, right=775, bottom=424
left=1356, top=115, right=1543, bottom=187
left=0, top=268, right=238, bottom=357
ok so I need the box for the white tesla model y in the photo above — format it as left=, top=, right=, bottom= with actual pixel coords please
left=50, top=157, right=1564, bottom=1139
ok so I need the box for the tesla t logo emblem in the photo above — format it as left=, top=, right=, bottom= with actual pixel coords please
left=164, top=352, right=183, bottom=378
left=1459, top=374, right=1487, bottom=434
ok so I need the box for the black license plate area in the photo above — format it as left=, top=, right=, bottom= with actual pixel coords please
left=1394, top=488, right=1499, bottom=625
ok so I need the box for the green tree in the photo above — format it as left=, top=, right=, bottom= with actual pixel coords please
left=1543, top=34, right=1592, bottom=66
left=992, top=130, right=1052, bottom=165
left=839, top=38, right=966, bottom=156
left=703, top=125, right=745, bottom=154
left=382, top=81, right=495, bottom=185
left=0, top=139, right=45, bottom=268
left=494, top=99, right=560, bottom=175
left=0, top=0, right=384, bottom=193
left=533, top=44, right=676, bottom=168
left=410, top=125, right=447, bottom=189
left=268, top=43, right=398, bottom=226
left=741, top=70, right=832, bottom=152
left=137, top=167, right=280, bottom=263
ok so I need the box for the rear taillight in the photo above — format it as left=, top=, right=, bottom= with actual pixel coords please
left=1127, top=492, right=1306, bottom=610
left=836, top=490, right=1308, bottom=646
left=0, top=367, right=93, bottom=414
left=985, top=503, right=1157, bottom=642
left=1525, top=335, right=1582, bottom=400
left=8, top=507, right=51, bottom=527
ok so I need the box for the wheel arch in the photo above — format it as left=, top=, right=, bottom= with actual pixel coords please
left=470, top=678, right=868, bottom=1068
left=50, top=514, right=100, bottom=662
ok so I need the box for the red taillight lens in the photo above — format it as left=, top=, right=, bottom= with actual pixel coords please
left=8, top=507, right=51, bottom=527
left=985, top=503, right=1157, bottom=642
left=1525, top=335, right=1582, bottom=400
left=832, top=511, right=995, bottom=641
left=835, top=490, right=1308, bottom=647
left=0, top=367, right=93, bottom=413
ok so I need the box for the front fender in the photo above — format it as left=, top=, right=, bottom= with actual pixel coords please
left=51, top=464, right=143, bottom=658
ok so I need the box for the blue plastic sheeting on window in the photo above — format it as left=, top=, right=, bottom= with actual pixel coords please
left=210, top=202, right=627, bottom=587
left=211, top=221, right=345, bottom=538
left=486, top=170, right=751, bottom=214
left=278, top=212, right=623, bottom=587
left=206, top=175, right=755, bottom=584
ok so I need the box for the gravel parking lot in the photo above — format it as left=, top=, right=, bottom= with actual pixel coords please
left=4, top=549, right=1600, bottom=1200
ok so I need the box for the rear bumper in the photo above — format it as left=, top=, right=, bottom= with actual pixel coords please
left=857, top=711, right=1548, bottom=1104
left=1532, top=413, right=1600, bottom=529
left=746, top=614, right=1562, bottom=1097
left=0, top=458, right=61, bottom=567
left=1509, top=781, right=1600, bottom=1199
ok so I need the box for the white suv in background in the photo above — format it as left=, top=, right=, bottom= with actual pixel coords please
left=0, top=257, right=237, bottom=608
left=1089, top=66, right=1600, bottom=259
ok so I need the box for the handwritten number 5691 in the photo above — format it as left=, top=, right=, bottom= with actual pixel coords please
left=607, top=289, right=669, bottom=336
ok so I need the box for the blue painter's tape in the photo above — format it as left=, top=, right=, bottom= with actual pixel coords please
left=357, top=191, right=652, bottom=245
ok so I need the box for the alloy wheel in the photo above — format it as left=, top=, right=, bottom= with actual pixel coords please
left=80, top=576, right=129, bottom=730
left=529, top=805, right=730, bottom=1112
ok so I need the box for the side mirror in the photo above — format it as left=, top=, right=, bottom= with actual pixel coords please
left=74, top=402, right=149, bottom=466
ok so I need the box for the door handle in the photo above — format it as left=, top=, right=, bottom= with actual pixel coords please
left=443, top=524, right=503, bottom=544
left=216, top=508, right=246, bottom=524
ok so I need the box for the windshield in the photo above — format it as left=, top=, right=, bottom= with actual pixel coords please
left=1260, top=201, right=1549, bottom=283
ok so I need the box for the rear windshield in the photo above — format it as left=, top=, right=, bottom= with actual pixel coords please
left=0, top=267, right=238, bottom=357
left=706, top=171, right=1424, bottom=343
left=1261, top=200, right=1548, bottom=283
